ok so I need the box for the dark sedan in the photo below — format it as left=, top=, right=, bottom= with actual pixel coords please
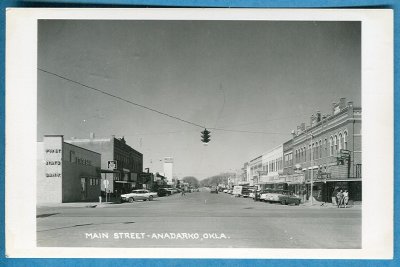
left=278, top=191, right=301, bottom=205
left=157, top=188, right=172, bottom=197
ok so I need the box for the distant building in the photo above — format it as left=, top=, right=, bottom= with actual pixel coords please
left=37, top=135, right=101, bottom=203
left=163, top=157, right=173, bottom=184
left=260, top=145, right=284, bottom=189
left=248, top=155, right=262, bottom=186
left=66, top=134, right=143, bottom=194
left=241, top=163, right=249, bottom=183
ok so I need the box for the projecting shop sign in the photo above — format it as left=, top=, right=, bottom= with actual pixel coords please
left=107, top=160, right=117, bottom=170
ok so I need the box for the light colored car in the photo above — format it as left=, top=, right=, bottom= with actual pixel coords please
left=262, top=190, right=283, bottom=203
left=223, top=189, right=228, bottom=193
left=121, top=189, right=158, bottom=203
left=259, top=189, right=276, bottom=202
left=261, top=190, right=301, bottom=205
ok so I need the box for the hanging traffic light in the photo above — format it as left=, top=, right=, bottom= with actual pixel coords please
left=201, top=129, right=211, bottom=144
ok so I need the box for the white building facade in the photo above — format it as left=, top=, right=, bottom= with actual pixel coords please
left=260, top=144, right=284, bottom=185
left=163, top=157, right=173, bottom=185
left=245, top=144, right=284, bottom=189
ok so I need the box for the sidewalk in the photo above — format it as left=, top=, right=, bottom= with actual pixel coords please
left=37, top=198, right=121, bottom=209
left=300, top=199, right=362, bottom=209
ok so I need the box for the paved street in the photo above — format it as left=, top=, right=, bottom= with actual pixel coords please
left=37, top=188, right=361, bottom=248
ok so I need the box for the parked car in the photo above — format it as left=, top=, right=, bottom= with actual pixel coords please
left=241, top=186, right=257, bottom=198
left=249, top=189, right=262, bottom=199
left=170, top=188, right=179, bottom=194
left=258, top=189, right=275, bottom=201
left=278, top=192, right=301, bottom=205
left=261, top=190, right=301, bottom=205
left=260, top=189, right=282, bottom=202
left=210, top=186, right=218, bottom=193
left=121, top=189, right=158, bottom=202
left=157, top=188, right=172, bottom=197
left=223, top=189, right=228, bottom=193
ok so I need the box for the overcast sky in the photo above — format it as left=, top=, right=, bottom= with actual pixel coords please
left=37, top=20, right=361, bottom=179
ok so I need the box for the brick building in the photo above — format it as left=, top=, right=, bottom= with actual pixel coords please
left=66, top=134, right=144, bottom=195
left=289, top=98, right=362, bottom=202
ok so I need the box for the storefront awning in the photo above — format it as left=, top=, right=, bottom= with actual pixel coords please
left=286, top=181, right=303, bottom=185
left=100, top=169, right=120, bottom=174
left=305, top=178, right=362, bottom=184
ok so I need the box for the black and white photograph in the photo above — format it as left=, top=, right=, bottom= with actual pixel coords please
left=5, top=9, right=393, bottom=259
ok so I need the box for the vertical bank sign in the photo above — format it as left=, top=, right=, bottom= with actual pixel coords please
left=44, top=136, right=63, bottom=179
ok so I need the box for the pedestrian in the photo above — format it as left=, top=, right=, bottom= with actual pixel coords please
left=302, top=188, right=307, bottom=203
left=336, top=189, right=344, bottom=208
left=331, top=187, right=338, bottom=206
left=181, top=190, right=185, bottom=196
left=343, top=190, right=349, bottom=208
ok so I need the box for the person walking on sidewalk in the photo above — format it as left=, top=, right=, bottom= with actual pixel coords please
left=181, top=189, right=186, bottom=196
left=336, top=189, right=344, bottom=208
left=343, top=190, right=349, bottom=208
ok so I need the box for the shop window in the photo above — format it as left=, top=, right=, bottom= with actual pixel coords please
left=324, top=138, right=328, bottom=157
left=339, top=133, right=343, bottom=151
left=344, top=131, right=348, bottom=150
left=311, top=143, right=314, bottom=160
left=334, top=135, right=338, bottom=156
left=315, top=143, right=318, bottom=159
left=319, top=140, right=322, bottom=159
left=300, top=148, right=303, bottom=162
left=330, top=136, right=334, bottom=156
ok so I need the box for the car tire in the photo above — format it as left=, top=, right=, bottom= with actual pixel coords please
left=149, top=196, right=153, bottom=201
left=296, top=200, right=300, bottom=206
left=281, top=200, right=286, bottom=205
left=128, top=197, right=134, bottom=203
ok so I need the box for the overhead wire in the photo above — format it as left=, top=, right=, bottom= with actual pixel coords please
left=38, top=67, right=290, bottom=136
left=38, top=67, right=205, bottom=129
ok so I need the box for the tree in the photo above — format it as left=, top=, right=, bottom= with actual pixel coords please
left=181, top=176, right=200, bottom=188
left=199, top=172, right=235, bottom=187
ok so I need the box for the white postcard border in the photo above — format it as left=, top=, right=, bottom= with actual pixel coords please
left=5, top=8, right=394, bottom=259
